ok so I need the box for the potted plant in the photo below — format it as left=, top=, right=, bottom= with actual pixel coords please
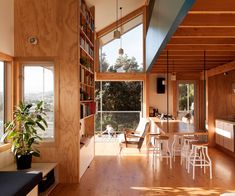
left=2, top=101, right=48, bottom=170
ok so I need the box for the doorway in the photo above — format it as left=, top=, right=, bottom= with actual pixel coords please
left=177, top=82, right=195, bottom=124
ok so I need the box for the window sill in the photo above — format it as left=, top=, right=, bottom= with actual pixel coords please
left=0, top=143, right=11, bottom=153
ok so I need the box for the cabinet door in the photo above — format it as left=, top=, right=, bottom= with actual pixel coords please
left=223, top=123, right=234, bottom=152
left=215, top=120, right=223, bottom=129
left=215, top=133, right=220, bottom=145
left=215, top=120, right=224, bottom=146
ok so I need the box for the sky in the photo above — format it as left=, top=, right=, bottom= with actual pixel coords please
left=102, top=24, right=143, bottom=69
left=24, top=66, right=54, bottom=94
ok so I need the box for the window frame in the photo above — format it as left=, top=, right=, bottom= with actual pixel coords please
left=22, top=62, right=56, bottom=142
left=95, top=80, right=144, bottom=132
left=0, top=52, right=13, bottom=150
left=99, top=23, right=144, bottom=73
left=96, top=6, right=146, bottom=73
left=0, top=61, right=6, bottom=140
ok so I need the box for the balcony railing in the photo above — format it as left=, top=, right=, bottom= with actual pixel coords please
left=95, top=111, right=142, bottom=134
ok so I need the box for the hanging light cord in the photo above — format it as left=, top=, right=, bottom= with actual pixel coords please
left=116, top=0, right=118, bottom=31
left=167, top=50, right=169, bottom=132
left=120, top=7, right=123, bottom=48
left=204, top=50, right=206, bottom=130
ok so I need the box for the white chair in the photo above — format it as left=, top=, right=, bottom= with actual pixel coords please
left=187, top=142, right=212, bottom=180
left=119, top=118, right=149, bottom=154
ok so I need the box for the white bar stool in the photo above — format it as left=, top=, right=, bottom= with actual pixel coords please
left=171, top=135, right=183, bottom=162
left=153, top=135, right=172, bottom=169
left=181, top=135, right=199, bottom=168
left=187, top=141, right=212, bottom=180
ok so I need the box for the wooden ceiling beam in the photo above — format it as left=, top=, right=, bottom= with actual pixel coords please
left=169, top=37, right=235, bottom=45
left=175, top=27, right=235, bottom=37
left=161, top=50, right=235, bottom=56
left=165, top=44, right=235, bottom=51
left=181, top=13, right=235, bottom=27
left=152, top=71, right=211, bottom=74
left=155, top=60, right=230, bottom=64
left=191, top=0, right=235, bottom=12
left=157, top=56, right=235, bottom=60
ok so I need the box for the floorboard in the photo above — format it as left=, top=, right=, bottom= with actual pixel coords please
left=50, top=148, right=235, bottom=196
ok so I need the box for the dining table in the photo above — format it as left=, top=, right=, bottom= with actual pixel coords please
left=146, top=118, right=208, bottom=156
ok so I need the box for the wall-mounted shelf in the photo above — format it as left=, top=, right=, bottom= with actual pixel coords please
left=79, top=0, right=95, bottom=180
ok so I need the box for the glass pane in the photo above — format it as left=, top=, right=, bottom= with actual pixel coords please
left=0, top=61, right=4, bottom=138
left=24, top=65, right=54, bottom=139
left=178, top=84, right=188, bottom=111
left=100, top=24, right=143, bottom=72
left=95, top=81, right=143, bottom=135
left=178, top=83, right=195, bottom=123
left=100, top=81, right=142, bottom=111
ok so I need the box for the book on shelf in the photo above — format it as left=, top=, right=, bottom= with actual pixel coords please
left=80, top=68, right=85, bottom=83
left=80, top=102, right=96, bottom=119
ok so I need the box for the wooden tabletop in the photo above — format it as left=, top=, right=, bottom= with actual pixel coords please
left=150, top=119, right=207, bottom=136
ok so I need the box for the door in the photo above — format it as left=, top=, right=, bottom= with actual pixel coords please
left=177, top=82, right=195, bottom=124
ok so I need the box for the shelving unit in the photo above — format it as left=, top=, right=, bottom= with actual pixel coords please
left=79, top=0, right=95, bottom=180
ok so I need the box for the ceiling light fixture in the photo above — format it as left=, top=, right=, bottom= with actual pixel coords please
left=118, top=6, right=124, bottom=55
left=113, top=0, right=121, bottom=39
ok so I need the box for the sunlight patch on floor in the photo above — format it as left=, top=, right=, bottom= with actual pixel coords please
left=130, top=186, right=235, bottom=195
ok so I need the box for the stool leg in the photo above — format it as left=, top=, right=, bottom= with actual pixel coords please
left=199, top=149, right=203, bottom=169
left=205, top=147, right=212, bottom=179
left=192, top=147, right=197, bottom=180
left=187, top=146, right=194, bottom=174
left=201, top=147, right=206, bottom=174
left=167, top=141, right=172, bottom=169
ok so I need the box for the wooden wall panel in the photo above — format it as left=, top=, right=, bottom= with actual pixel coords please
left=14, top=0, right=80, bottom=183
left=208, top=69, right=235, bottom=147
left=14, top=0, right=58, bottom=57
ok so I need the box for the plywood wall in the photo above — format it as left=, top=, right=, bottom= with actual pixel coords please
left=14, top=0, right=80, bottom=183
left=0, top=0, right=14, bottom=55
left=208, top=69, right=235, bottom=147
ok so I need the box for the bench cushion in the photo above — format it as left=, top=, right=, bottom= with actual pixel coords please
left=0, top=171, right=42, bottom=196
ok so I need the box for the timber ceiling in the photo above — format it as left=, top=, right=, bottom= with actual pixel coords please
left=151, top=0, right=235, bottom=73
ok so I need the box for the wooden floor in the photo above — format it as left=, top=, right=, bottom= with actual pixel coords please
left=50, top=148, right=235, bottom=196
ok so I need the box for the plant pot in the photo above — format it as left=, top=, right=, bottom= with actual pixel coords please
left=16, top=154, right=32, bottom=170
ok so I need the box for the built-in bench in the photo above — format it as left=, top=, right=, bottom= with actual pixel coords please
left=0, top=163, right=57, bottom=196
left=0, top=171, right=42, bottom=196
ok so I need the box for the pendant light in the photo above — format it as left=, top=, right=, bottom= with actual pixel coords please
left=171, top=60, right=176, bottom=81
left=113, top=0, right=121, bottom=39
left=118, top=7, right=124, bottom=55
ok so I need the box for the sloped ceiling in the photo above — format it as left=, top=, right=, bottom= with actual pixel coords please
left=86, top=0, right=145, bottom=32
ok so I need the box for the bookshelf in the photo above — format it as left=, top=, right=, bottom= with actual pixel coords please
left=79, top=0, right=95, bottom=180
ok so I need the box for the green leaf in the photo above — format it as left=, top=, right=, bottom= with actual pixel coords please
left=32, top=151, right=40, bottom=157
left=36, top=122, right=45, bottom=131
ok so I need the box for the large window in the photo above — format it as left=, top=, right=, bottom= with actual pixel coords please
left=95, top=81, right=143, bottom=133
left=99, top=15, right=143, bottom=72
left=0, top=61, right=4, bottom=138
left=23, top=64, right=54, bottom=139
